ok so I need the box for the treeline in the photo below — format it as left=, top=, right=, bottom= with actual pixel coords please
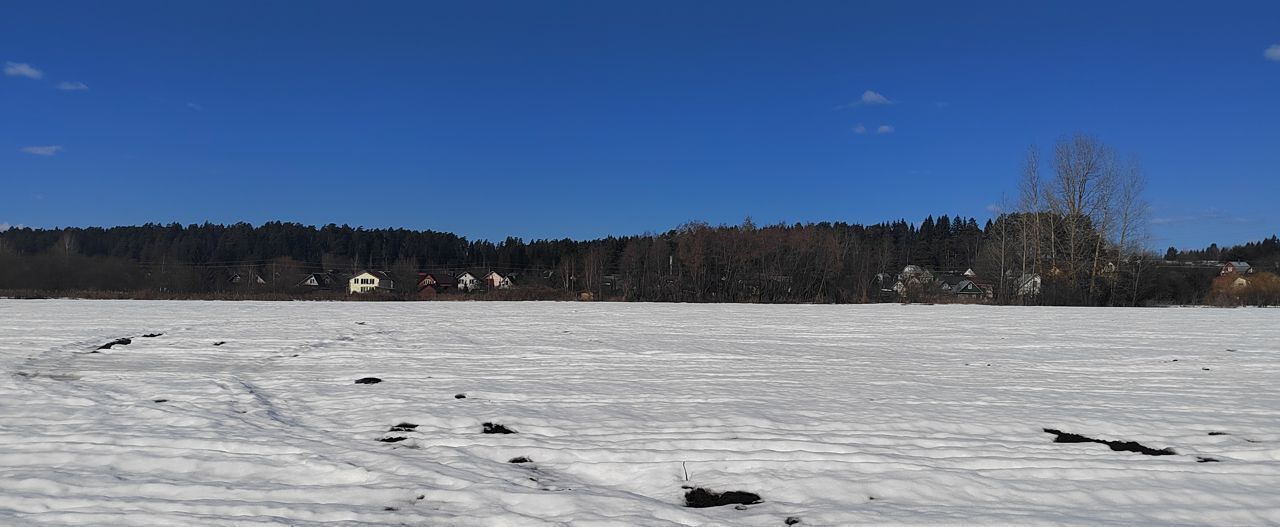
left=1167, top=235, right=1280, bottom=267
left=0, top=217, right=983, bottom=303
left=0, top=217, right=1274, bottom=305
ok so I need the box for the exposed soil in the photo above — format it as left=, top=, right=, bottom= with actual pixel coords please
left=1043, top=428, right=1177, bottom=456
left=97, top=338, right=132, bottom=350
left=683, top=487, right=762, bottom=508
left=482, top=422, right=516, bottom=434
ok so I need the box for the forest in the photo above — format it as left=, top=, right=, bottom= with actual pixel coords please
left=2, top=219, right=1274, bottom=305
left=1, top=136, right=1276, bottom=305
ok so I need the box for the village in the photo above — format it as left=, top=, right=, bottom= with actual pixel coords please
left=255, top=259, right=1264, bottom=304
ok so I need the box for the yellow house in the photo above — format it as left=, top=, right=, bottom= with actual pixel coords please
left=349, top=270, right=394, bottom=294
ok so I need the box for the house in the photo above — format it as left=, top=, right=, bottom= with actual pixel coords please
left=456, top=272, right=480, bottom=292
left=298, top=272, right=339, bottom=289
left=936, top=275, right=988, bottom=297
left=969, top=276, right=996, bottom=299
left=1221, top=261, right=1252, bottom=275
left=484, top=271, right=513, bottom=289
left=1014, top=273, right=1042, bottom=298
left=349, top=270, right=394, bottom=294
left=416, top=273, right=458, bottom=292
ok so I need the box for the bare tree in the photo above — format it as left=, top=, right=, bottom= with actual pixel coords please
left=1017, top=134, right=1150, bottom=305
left=1110, top=157, right=1151, bottom=305
left=1017, top=146, right=1043, bottom=275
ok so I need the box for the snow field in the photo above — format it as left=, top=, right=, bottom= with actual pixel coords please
left=2, top=300, right=1278, bottom=525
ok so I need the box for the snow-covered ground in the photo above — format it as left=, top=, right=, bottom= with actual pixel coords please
left=2, top=300, right=1278, bottom=526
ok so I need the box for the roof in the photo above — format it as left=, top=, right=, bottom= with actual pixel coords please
left=299, top=272, right=336, bottom=286
left=351, top=270, right=392, bottom=281
left=417, top=273, right=458, bottom=286
left=1224, top=261, right=1252, bottom=272
left=936, top=275, right=985, bottom=295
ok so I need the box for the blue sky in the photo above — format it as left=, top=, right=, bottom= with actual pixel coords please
left=2, top=1, right=1278, bottom=249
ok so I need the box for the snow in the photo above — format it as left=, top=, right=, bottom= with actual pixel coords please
left=2, top=300, right=1278, bottom=526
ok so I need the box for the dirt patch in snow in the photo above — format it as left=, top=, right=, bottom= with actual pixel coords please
left=389, top=422, right=418, bottom=432
left=1043, top=428, right=1177, bottom=456
left=354, top=377, right=382, bottom=384
left=483, top=422, right=516, bottom=434
left=683, top=487, right=762, bottom=508
left=96, top=338, right=132, bottom=350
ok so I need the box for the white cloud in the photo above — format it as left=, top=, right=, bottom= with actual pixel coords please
left=876, top=124, right=895, bottom=134
left=853, top=123, right=867, bottom=134
left=1266, top=44, right=1280, bottom=62
left=861, top=90, right=892, bottom=105
left=4, top=61, right=43, bottom=79
left=186, top=102, right=204, bottom=111
left=836, top=89, right=894, bottom=109
left=20, top=145, right=63, bottom=156
left=57, top=81, right=89, bottom=91
left=0, top=223, right=10, bottom=232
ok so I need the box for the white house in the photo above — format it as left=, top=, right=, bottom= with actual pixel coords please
left=484, top=271, right=512, bottom=289
left=1015, top=273, right=1042, bottom=298
left=349, top=270, right=394, bottom=294
left=456, top=272, right=480, bottom=292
